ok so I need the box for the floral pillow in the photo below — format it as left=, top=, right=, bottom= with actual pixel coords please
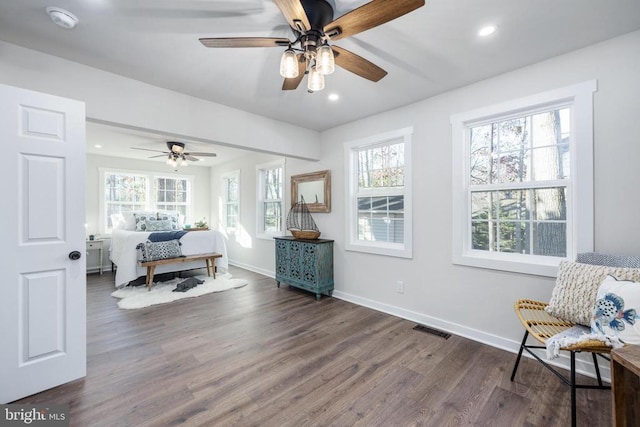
left=590, top=275, right=640, bottom=345
left=157, top=211, right=180, bottom=230
left=144, top=219, right=174, bottom=232
left=133, top=212, right=157, bottom=231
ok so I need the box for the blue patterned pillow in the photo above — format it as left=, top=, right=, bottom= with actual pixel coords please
left=145, top=219, right=173, bottom=232
left=136, top=239, right=182, bottom=261
left=157, top=212, right=180, bottom=230
left=134, top=212, right=157, bottom=231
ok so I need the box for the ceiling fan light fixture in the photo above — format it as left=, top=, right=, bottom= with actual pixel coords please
left=180, top=156, right=188, bottom=167
left=316, top=43, right=335, bottom=75
left=307, top=65, right=325, bottom=92
left=279, top=48, right=299, bottom=78
left=166, top=155, right=173, bottom=165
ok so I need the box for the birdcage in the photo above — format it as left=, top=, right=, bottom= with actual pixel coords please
left=286, top=195, right=321, bottom=240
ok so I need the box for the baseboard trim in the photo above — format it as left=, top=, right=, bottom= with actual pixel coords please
left=332, top=290, right=611, bottom=382
left=187, top=258, right=611, bottom=382
left=228, top=259, right=275, bottom=278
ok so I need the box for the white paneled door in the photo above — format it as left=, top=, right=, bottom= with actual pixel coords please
left=0, top=84, right=86, bottom=403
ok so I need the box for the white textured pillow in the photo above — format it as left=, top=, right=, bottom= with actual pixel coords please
left=591, top=275, right=640, bottom=345
left=110, top=213, right=126, bottom=230
left=546, top=261, right=640, bottom=326
left=123, top=211, right=136, bottom=230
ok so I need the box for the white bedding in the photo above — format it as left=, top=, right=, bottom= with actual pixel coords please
left=110, top=229, right=228, bottom=288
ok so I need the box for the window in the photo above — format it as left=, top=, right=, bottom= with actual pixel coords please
left=104, top=172, right=148, bottom=229
left=221, top=170, right=240, bottom=233
left=100, top=169, right=193, bottom=233
left=451, top=81, right=596, bottom=276
left=256, top=160, right=285, bottom=239
left=154, top=177, right=189, bottom=218
left=344, top=127, right=413, bottom=258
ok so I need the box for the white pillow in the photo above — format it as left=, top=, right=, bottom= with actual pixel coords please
left=591, top=275, right=640, bottom=345
left=123, top=211, right=136, bottom=230
left=545, top=261, right=640, bottom=326
left=110, top=213, right=126, bottom=230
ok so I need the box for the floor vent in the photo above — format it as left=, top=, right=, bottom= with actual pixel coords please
left=412, top=324, right=451, bottom=339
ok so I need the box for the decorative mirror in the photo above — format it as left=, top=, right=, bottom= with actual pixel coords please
left=291, top=170, right=331, bottom=213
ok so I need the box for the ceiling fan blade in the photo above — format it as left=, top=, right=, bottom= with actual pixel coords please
left=282, top=54, right=307, bottom=90
left=131, top=147, right=168, bottom=153
left=199, top=37, right=290, bottom=48
left=332, top=46, right=387, bottom=82
left=184, top=155, right=201, bottom=162
left=185, top=152, right=217, bottom=157
left=273, top=0, right=311, bottom=32
left=324, top=0, right=425, bottom=41
left=148, top=154, right=168, bottom=159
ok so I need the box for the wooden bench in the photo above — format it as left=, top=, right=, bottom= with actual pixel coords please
left=137, top=253, right=222, bottom=291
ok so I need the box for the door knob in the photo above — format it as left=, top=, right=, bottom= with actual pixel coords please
left=68, top=251, right=82, bottom=260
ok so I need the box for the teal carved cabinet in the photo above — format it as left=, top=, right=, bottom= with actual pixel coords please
left=274, top=236, right=334, bottom=300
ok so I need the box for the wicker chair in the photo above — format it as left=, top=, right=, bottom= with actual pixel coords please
left=510, top=253, right=640, bottom=427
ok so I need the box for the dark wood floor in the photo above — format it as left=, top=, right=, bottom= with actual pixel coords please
left=17, top=266, right=612, bottom=426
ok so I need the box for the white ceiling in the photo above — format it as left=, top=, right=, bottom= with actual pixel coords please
left=85, top=121, right=251, bottom=165
left=2, top=0, right=640, bottom=160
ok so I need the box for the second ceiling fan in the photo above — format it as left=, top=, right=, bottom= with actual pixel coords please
left=199, top=0, right=425, bottom=92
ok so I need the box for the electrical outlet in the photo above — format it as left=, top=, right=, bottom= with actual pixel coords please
left=396, top=280, right=404, bottom=294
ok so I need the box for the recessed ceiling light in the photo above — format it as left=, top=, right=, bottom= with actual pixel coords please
left=328, top=93, right=339, bottom=101
left=46, top=7, right=79, bottom=30
left=94, top=144, right=102, bottom=148
left=478, top=25, right=497, bottom=37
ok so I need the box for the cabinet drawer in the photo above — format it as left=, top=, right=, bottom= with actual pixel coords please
left=86, top=242, right=102, bottom=250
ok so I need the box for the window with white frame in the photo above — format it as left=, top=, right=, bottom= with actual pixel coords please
left=256, top=160, right=285, bottom=238
left=100, top=169, right=193, bottom=233
left=221, top=170, right=240, bottom=233
left=344, top=127, right=413, bottom=258
left=451, top=81, right=596, bottom=276
left=154, top=176, right=189, bottom=218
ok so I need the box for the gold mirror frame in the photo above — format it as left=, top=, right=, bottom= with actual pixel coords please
left=291, top=170, right=331, bottom=213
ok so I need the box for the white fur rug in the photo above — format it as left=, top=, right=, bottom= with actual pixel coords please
left=111, top=273, right=248, bottom=309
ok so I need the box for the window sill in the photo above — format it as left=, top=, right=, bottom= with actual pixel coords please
left=453, top=251, right=563, bottom=277
left=346, top=241, right=412, bottom=259
left=256, top=232, right=283, bottom=241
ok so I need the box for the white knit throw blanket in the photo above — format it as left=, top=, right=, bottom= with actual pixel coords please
left=545, top=325, right=624, bottom=360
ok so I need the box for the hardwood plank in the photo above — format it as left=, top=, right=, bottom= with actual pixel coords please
left=13, top=266, right=612, bottom=426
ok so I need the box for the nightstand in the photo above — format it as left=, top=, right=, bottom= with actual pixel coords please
left=86, top=239, right=104, bottom=275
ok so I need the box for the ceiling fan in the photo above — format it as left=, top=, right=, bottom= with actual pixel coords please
left=199, top=0, right=425, bottom=92
left=131, top=141, right=217, bottom=166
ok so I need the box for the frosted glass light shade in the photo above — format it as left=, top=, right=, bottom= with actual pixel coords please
left=279, top=49, right=299, bottom=78
left=307, top=66, right=325, bottom=91
left=316, top=43, right=335, bottom=75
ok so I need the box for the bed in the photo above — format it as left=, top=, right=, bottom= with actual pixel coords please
left=110, top=229, right=228, bottom=288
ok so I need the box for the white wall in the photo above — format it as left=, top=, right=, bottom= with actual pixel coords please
left=316, top=30, right=640, bottom=369
left=209, top=152, right=324, bottom=276
left=0, top=41, right=320, bottom=161
left=212, top=32, right=640, bottom=370
left=85, top=153, right=211, bottom=268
